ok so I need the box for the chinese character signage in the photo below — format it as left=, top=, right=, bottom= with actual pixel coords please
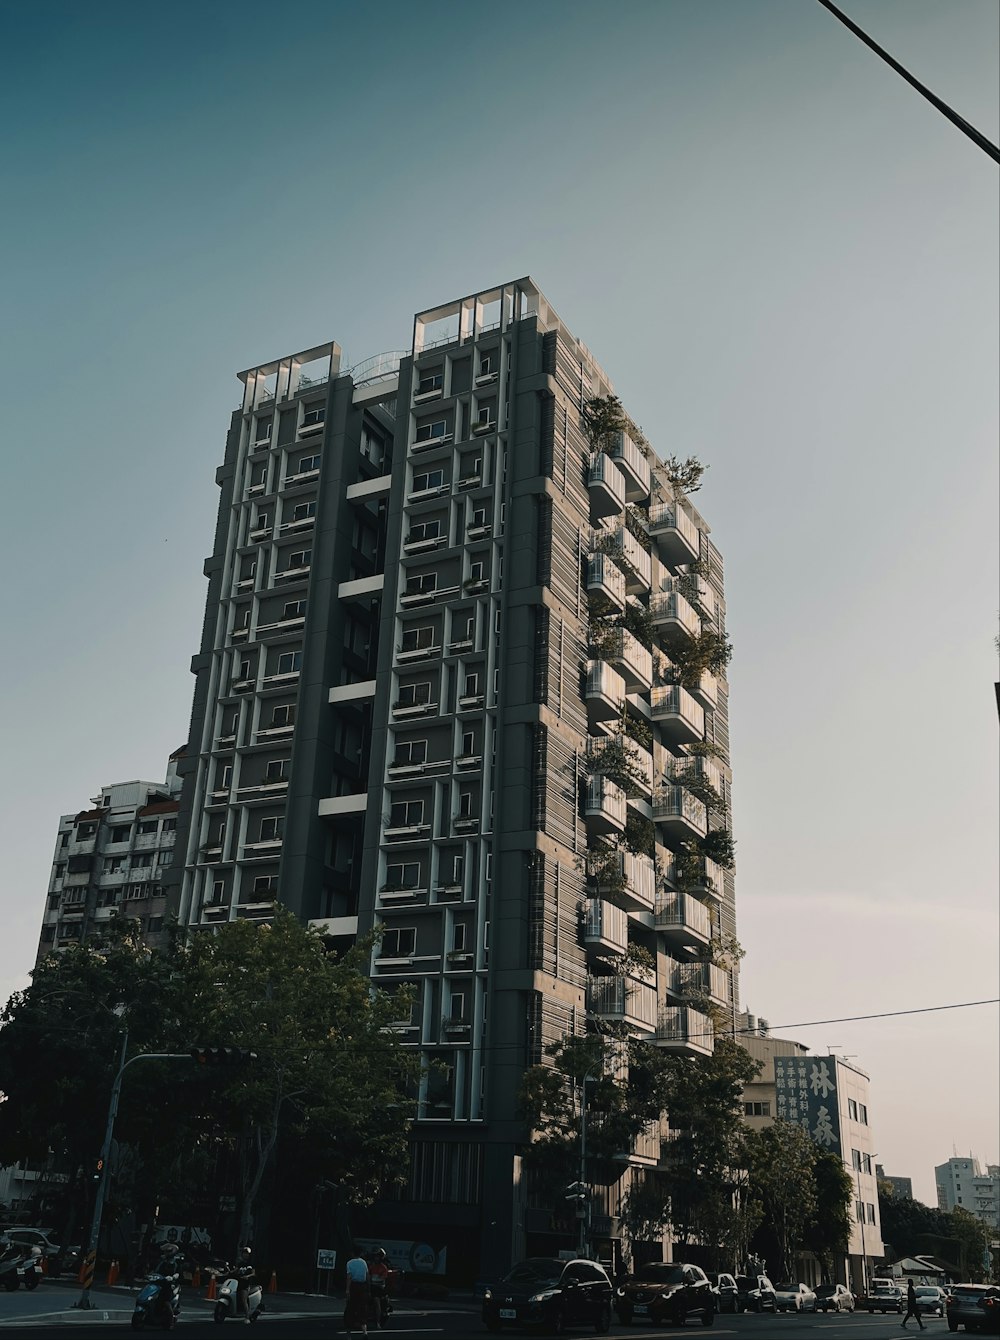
left=774, top=1055, right=841, bottom=1150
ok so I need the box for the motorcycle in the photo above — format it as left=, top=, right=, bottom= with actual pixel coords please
left=131, top=1273, right=180, bottom=1330
left=213, top=1266, right=264, bottom=1325
left=17, top=1256, right=43, bottom=1290
left=1, top=1246, right=26, bottom=1292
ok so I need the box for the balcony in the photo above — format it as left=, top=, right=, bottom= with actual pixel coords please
left=587, top=974, right=657, bottom=1032
left=666, top=753, right=723, bottom=797
left=648, top=502, right=700, bottom=565
left=678, top=960, right=730, bottom=1007
left=585, top=553, right=626, bottom=610
left=613, top=1121, right=661, bottom=1167
left=654, top=1005, right=714, bottom=1057
left=655, top=891, right=712, bottom=953
left=583, top=776, right=626, bottom=834
left=690, top=670, right=718, bottom=709
left=649, top=591, right=701, bottom=640
left=587, top=734, right=653, bottom=797
left=587, top=849, right=655, bottom=913
left=650, top=686, right=705, bottom=744
left=583, top=898, right=629, bottom=955
left=652, top=786, right=708, bottom=841
left=600, top=627, right=653, bottom=691
left=584, top=660, right=626, bottom=721
left=606, top=432, right=651, bottom=500
left=587, top=453, right=626, bottom=519
left=593, top=527, right=651, bottom=592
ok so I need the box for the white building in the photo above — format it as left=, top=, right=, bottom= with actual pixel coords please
left=935, top=1156, right=1000, bottom=1229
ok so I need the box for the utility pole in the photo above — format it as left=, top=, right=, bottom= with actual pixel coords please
left=578, top=1073, right=595, bottom=1259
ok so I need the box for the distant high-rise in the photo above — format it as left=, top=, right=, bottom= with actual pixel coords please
left=169, top=279, right=739, bottom=1277
left=935, top=1155, right=1000, bottom=1229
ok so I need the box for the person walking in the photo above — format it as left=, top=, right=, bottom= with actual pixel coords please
left=368, top=1248, right=390, bottom=1330
left=901, top=1278, right=925, bottom=1330
left=344, top=1246, right=370, bottom=1339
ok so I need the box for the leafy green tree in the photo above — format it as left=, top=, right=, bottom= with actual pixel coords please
left=664, top=456, right=707, bottom=494
left=747, top=1120, right=818, bottom=1279
left=804, top=1148, right=853, bottom=1280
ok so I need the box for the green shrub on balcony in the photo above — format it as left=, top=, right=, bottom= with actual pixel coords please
left=659, top=627, right=733, bottom=689
left=672, top=767, right=724, bottom=815
left=664, top=454, right=707, bottom=495
left=589, top=737, right=647, bottom=798
left=623, top=812, right=655, bottom=857
left=624, top=504, right=652, bottom=553
left=700, top=828, right=736, bottom=870
left=621, top=709, right=653, bottom=751
left=586, top=842, right=628, bottom=897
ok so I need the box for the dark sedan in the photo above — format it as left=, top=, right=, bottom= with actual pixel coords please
left=735, top=1274, right=778, bottom=1313
left=616, top=1262, right=716, bottom=1327
left=947, top=1284, right=1000, bottom=1335
left=483, top=1257, right=613, bottom=1333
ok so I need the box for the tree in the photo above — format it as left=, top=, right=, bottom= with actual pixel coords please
left=664, top=456, right=707, bottom=494
left=804, top=1148, right=853, bottom=1280
left=581, top=396, right=630, bottom=452
left=747, top=1121, right=818, bottom=1280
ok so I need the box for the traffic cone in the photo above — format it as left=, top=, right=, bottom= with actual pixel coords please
left=206, top=1274, right=217, bottom=1301
left=107, top=1259, right=119, bottom=1287
left=40, top=1257, right=48, bottom=1276
left=268, top=1269, right=277, bottom=1295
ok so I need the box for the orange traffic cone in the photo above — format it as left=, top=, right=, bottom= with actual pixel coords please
left=107, top=1259, right=119, bottom=1287
left=40, top=1257, right=48, bottom=1276
left=268, top=1269, right=277, bottom=1295
left=206, top=1274, right=217, bottom=1301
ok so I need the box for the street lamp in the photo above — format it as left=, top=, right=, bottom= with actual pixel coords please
left=577, top=1072, right=596, bottom=1259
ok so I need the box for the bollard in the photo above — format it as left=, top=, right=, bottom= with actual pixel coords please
left=268, top=1269, right=277, bottom=1294
left=206, top=1274, right=217, bottom=1302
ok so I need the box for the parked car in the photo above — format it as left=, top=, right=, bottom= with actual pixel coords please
left=705, top=1272, right=738, bottom=1313
left=912, top=1285, right=947, bottom=1317
left=735, top=1274, right=778, bottom=1312
left=866, top=1282, right=904, bottom=1313
left=814, top=1283, right=855, bottom=1313
left=615, top=1262, right=715, bottom=1327
left=947, top=1283, right=1000, bottom=1334
left=774, top=1282, right=817, bottom=1312
left=482, top=1258, right=613, bottom=1333
left=0, top=1228, right=61, bottom=1261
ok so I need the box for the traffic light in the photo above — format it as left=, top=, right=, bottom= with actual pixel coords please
left=93, top=1157, right=104, bottom=1182
left=190, top=1047, right=258, bottom=1065
left=564, top=1181, right=588, bottom=1203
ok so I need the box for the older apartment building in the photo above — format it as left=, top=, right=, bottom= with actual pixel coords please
left=169, top=278, right=739, bottom=1277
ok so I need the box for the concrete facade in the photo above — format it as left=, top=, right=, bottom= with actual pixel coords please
left=36, top=750, right=184, bottom=959
left=935, top=1156, right=1000, bottom=1229
left=170, top=279, right=740, bottom=1279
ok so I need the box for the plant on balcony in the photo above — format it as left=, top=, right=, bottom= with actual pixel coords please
left=670, top=841, right=714, bottom=895
left=588, top=737, right=646, bottom=799
left=700, top=828, right=736, bottom=870
left=672, top=766, right=724, bottom=815
left=707, top=931, right=745, bottom=972
left=664, top=454, right=707, bottom=495
left=603, top=941, right=655, bottom=978
left=688, top=739, right=723, bottom=759
left=622, top=600, right=655, bottom=652
left=659, top=627, right=733, bottom=689
left=622, top=812, right=654, bottom=858
left=624, top=504, right=652, bottom=552
left=585, top=842, right=627, bottom=897
left=620, top=708, right=652, bottom=751
left=581, top=395, right=630, bottom=452
left=675, top=572, right=710, bottom=618
left=587, top=614, right=620, bottom=659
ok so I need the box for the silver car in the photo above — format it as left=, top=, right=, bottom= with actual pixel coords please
left=774, top=1282, right=817, bottom=1312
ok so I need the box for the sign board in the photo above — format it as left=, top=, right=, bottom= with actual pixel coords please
left=773, top=1055, right=841, bottom=1150
left=316, top=1249, right=337, bottom=1271
left=355, top=1237, right=447, bottom=1276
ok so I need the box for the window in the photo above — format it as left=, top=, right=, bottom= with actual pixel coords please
left=453, top=923, right=467, bottom=952
left=389, top=800, right=425, bottom=828
left=282, top=600, right=307, bottom=620
left=292, top=500, right=316, bottom=522
left=286, top=548, right=312, bottom=570
left=852, top=1149, right=862, bottom=1171
left=132, top=853, right=152, bottom=868
left=276, top=650, right=302, bottom=676
left=394, top=739, right=428, bottom=767
left=401, top=626, right=436, bottom=652
left=448, top=991, right=465, bottom=1020
left=265, top=759, right=289, bottom=783
left=259, top=816, right=284, bottom=842
left=476, top=405, right=493, bottom=425
left=238, top=658, right=252, bottom=681
left=397, top=681, right=431, bottom=707
left=743, top=1101, right=771, bottom=1117
left=76, top=822, right=97, bottom=840
left=866, top=1203, right=876, bottom=1224
left=385, top=862, right=421, bottom=889
left=458, top=790, right=474, bottom=817
left=848, top=1098, right=858, bottom=1121
left=452, top=854, right=464, bottom=884
left=360, top=427, right=385, bottom=466
left=212, top=880, right=226, bottom=903
left=271, top=704, right=296, bottom=728
left=381, top=927, right=416, bottom=958
left=254, top=510, right=270, bottom=530
left=236, top=606, right=251, bottom=629
left=251, top=462, right=267, bottom=487
left=464, top=672, right=481, bottom=698
left=405, top=573, right=438, bottom=596
left=859, top=1103, right=868, bottom=1124
left=111, top=826, right=130, bottom=843
left=147, top=916, right=164, bottom=933
left=106, top=856, right=126, bottom=873
left=479, top=356, right=493, bottom=376
left=253, top=874, right=278, bottom=896
left=254, top=415, right=273, bottom=443
left=302, top=403, right=325, bottom=427
left=417, top=373, right=443, bottom=394
left=409, top=519, right=442, bottom=543
left=412, top=469, right=444, bottom=493
left=415, top=419, right=447, bottom=442
left=137, top=820, right=158, bottom=835
left=462, top=731, right=475, bottom=757
left=862, top=1153, right=872, bottom=1174
left=55, top=862, right=66, bottom=878
left=471, top=507, right=487, bottom=528
left=221, top=764, right=233, bottom=788
left=296, top=454, right=320, bottom=474
left=855, top=1200, right=864, bottom=1223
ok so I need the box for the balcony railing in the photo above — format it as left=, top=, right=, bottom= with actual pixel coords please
left=655, top=891, right=712, bottom=948
left=583, top=775, right=627, bottom=834
left=667, top=753, right=723, bottom=796
left=587, top=975, right=657, bottom=1030
left=592, top=526, right=651, bottom=591
left=649, top=590, right=701, bottom=639
left=678, top=960, right=730, bottom=1005
left=655, top=1005, right=714, bottom=1056
left=587, top=734, right=653, bottom=796
left=653, top=786, right=708, bottom=840
left=648, top=501, right=700, bottom=564
left=587, top=452, right=626, bottom=518
left=583, top=898, right=629, bottom=954
left=690, top=669, right=718, bottom=709
left=584, top=660, right=626, bottom=720
left=599, top=626, right=653, bottom=691
left=606, top=431, right=651, bottom=499
left=649, top=686, right=705, bottom=744
left=585, top=553, right=626, bottom=609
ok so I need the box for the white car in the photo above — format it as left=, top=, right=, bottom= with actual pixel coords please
left=774, top=1281, right=818, bottom=1312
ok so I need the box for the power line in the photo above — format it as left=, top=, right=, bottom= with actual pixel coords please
left=816, top=0, right=1000, bottom=165
left=724, top=997, right=1000, bottom=1036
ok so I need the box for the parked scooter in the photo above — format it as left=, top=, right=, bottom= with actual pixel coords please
left=17, top=1248, right=44, bottom=1290
left=213, top=1264, right=264, bottom=1324
left=131, top=1272, right=180, bottom=1330
left=0, top=1244, right=27, bottom=1292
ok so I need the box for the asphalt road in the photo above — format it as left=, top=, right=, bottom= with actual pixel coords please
left=0, top=1288, right=964, bottom=1340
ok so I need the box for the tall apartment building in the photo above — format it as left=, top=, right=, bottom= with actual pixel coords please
left=935, top=1156, right=1000, bottom=1229
left=37, top=750, right=184, bottom=959
left=170, top=279, right=739, bottom=1277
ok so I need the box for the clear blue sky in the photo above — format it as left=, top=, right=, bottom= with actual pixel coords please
left=1, top=0, right=996, bottom=1204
